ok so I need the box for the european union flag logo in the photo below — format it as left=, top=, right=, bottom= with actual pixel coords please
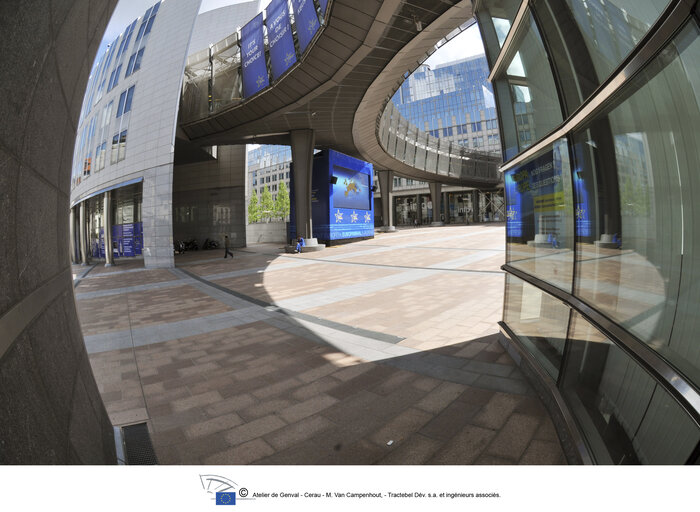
left=216, top=492, right=236, bottom=505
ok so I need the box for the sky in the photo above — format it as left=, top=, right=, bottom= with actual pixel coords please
left=424, top=23, right=485, bottom=68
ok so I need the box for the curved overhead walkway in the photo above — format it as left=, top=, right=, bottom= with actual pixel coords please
left=179, top=0, right=500, bottom=188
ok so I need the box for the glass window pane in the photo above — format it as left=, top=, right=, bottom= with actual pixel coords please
left=572, top=21, right=700, bottom=387
left=563, top=0, right=670, bottom=82
left=561, top=312, right=699, bottom=464
left=124, top=86, right=135, bottom=113
left=116, top=91, right=126, bottom=117
left=503, top=274, right=569, bottom=379
left=505, top=138, right=574, bottom=291
left=503, top=11, right=563, bottom=151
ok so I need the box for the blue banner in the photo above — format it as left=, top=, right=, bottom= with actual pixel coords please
left=240, top=13, right=269, bottom=98
left=266, top=0, right=296, bottom=80
left=291, top=0, right=320, bottom=53
left=319, top=0, right=329, bottom=18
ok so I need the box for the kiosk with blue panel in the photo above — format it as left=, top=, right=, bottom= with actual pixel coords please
left=290, top=149, right=375, bottom=244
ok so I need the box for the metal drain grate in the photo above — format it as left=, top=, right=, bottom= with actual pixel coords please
left=121, top=423, right=158, bottom=465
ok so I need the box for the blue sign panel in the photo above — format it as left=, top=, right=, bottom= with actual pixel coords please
left=289, top=150, right=374, bottom=243
left=240, top=13, right=269, bottom=98
left=266, top=0, right=296, bottom=80
left=291, top=0, right=320, bottom=53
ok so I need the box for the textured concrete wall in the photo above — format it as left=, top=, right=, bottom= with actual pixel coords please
left=246, top=221, right=288, bottom=244
left=0, top=0, right=117, bottom=463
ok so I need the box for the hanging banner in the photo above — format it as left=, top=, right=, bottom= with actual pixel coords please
left=266, top=0, right=297, bottom=80
left=291, top=0, right=320, bottom=53
left=240, top=13, right=269, bottom=98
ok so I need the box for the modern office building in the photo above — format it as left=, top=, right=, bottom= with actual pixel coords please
left=68, top=0, right=260, bottom=268
left=477, top=0, right=700, bottom=463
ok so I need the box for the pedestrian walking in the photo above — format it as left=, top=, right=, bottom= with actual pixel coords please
left=224, top=235, right=233, bottom=259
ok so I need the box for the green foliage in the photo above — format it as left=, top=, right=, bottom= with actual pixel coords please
left=248, top=190, right=260, bottom=223
left=274, top=181, right=291, bottom=221
left=260, top=186, right=274, bottom=222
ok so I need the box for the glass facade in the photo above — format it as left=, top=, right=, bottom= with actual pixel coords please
left=484, top=0, right=700, bottom=463
left=71, top=1, right=161, bottom=189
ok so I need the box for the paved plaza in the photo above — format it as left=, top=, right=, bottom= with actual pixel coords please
left=73, top=224, right=566, bottom=464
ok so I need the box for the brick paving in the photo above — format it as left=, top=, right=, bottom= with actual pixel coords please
left=76, top=224, right=567, bottom=465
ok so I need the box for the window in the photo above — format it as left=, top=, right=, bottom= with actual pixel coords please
left=111, top=134, right=119, bottom=163
left=133, top=48, right=145, bottom=72
left=116, top=85, right=135, bottom=117
left=125, top=53, right=136, bottom=77
left=118, top=130, right=127, bottom=161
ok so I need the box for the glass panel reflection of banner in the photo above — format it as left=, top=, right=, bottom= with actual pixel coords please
left=241, top=13, right=269, bottom=98
left=291, top=0, right=320, bottom=53
left=266, top=0, right=297, bottom=80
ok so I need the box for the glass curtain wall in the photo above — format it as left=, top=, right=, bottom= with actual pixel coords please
left=483, top=0, right=700, bottom=463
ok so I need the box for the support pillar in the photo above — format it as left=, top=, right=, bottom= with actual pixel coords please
left=290, top=129, right=324, bottom=251
left=429, top=182, right=443, bottom=226
left=377, top=170, right=395, bottom=232
left=472, top=189, right=480, bottom=223
left=104, top=191, right=114, bottom=267
left=69, top=207, right=77, bottom=264
left=79, top=201, right=88, bottom=265
left=443, top=191, right=449, bottom=224
left=416, top=194, right=421, bottom=225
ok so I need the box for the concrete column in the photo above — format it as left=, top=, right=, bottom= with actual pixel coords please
left=290, top=129, right=315, bottom=240
left=443, top=191, right=449, bottom=224
left=429, top=182, right=443, bottom=226
left=69, top=207, right=77, bottom=264
left=103, top=191, right=114, bottom=267
left=79, top=201, right=88, bottom=265
left=376, top=170, right=395, bottom=232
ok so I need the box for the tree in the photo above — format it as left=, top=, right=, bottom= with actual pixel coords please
left=274, top=181, right=290, bottom=221
left=260, top=186, right=274, bottom=222
left=248, top=190, right=260, bottom=223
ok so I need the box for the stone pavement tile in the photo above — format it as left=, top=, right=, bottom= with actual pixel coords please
left=279, top=394, right=339, bottom=423
left=239, top=399, right=295, bottom=421
left=184, top=412, right=244, bottom=440
left=252, top=377, right=303, bottom=400
left=174, top=432, right=231, bottom=464
left=485, top=413, right=541, bottom=461
left=331, top=362, right=375, bottom=382
left=463, top=359, right=514, bottom=378
left=224, top=414, right=287, bottom=447
left=369, top=407, right=434, bottom=447
left=109, top=408, right=149, bottom=426
left=319, top=439, right=388, bottom=465
left=533, top=417, right=560, bottom=443
left=372, top=369, right=416, bottom=396
left=205, top=438, right=276, bottom=465
left=297, top=363, right=339, bottom=384
left=187, top=375, right=236, bottom=396
left=150, top=407, right=208, bottom=432
left=291, top=376, right=340, bottom=401
left=456, top=386, right=496, bottom=407
left=428, top=425, right=497, bottom=464
left=177, top=361, right=221, bottom=378
left=414, top=382, right=466, bottom=414
left=453, top=341, right=490, bottom=359
left=377, top=433, right=443, bottom=465
left=518, top=439, right=566, bottom=465
left=143, top=386, right=190, bottom=408
left=327, top=365, right=396, bottom=400
left=472, top=374, right=531, bottom=395
left=471, top=392, right=524, bottom=430
left=419, top=400, right=482, bottom=442
left=171, top=390, right=222, bottom=413
left=264, top=415, right=335, bottom=451
left=205, top=393, right=257, bottom=418
left=151, top=428, right=187, bottom=448
left=411, top=376, right=442, bottom=392
left=515, top=394, right=549, bottom=417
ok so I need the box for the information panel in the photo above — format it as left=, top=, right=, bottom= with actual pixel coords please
left=291, top=0, right=320, bottom=53
left=240, top=13, right=269, bottom=98
left=266, top=0, right=296, bottom=80
left=332, top=166, right=370, bottom=211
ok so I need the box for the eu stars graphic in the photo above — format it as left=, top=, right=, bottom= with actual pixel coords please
left=216, top=492, right=236, bottom=505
